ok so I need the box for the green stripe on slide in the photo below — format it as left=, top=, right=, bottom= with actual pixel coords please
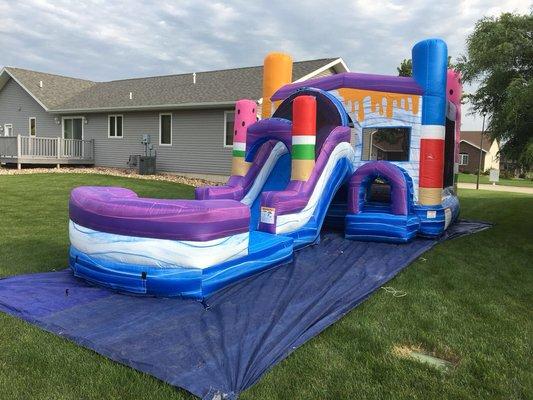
left=292, top=144, right=315, bottom=160
left=232, top=150, right=245, bottom=157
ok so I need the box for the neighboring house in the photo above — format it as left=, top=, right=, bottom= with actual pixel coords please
left=459, top=131, right=500, bottom=173
left=0, top=58, right=348, bottom=179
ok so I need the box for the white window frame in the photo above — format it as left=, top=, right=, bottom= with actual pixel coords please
left=108, top=114, right=123, bottom=139
left=159, top=113, right=172, bottom=146
left=61, top=116, right=84, bottom=140
left=4, top=124, right=13, bottom=137
left=459, top=153, right=469, bottom=166
left=223, top=110, right=235, bottom=148
left=28, top=117, right=36, bottom=136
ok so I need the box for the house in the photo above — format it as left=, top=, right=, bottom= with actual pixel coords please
left=459, top=131, right=501, bottom=173
left=0, top=58, right=348, bottom=179
left=458, top=131, right=500, bottom=173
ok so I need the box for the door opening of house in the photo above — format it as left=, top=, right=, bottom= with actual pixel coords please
left=63, top=117, right=83, bottom=140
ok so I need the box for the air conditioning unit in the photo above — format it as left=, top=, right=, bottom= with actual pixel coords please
left=138, top=155, right=156, bottom=175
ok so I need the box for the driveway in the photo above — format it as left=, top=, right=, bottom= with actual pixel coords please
left=458, top=182, right=533, bottom=194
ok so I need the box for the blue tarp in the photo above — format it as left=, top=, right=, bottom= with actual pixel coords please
left=0, top=221, right=490, bottom=399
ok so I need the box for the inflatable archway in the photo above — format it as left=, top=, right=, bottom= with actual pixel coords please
left=347, top=161, right=413, bottom=215
left=345, top=161, right=419, bottom=243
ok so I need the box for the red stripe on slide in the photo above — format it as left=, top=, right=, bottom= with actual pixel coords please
left=292, top=95, right=317, bottom=135
left=419, top=139, right=444, bottom=188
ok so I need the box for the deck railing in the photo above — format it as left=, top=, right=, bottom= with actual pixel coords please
left=0, top=135, right=94, bottom=162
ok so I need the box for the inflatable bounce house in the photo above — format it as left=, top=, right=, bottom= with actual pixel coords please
left=68, top=38, right=462, bottom=300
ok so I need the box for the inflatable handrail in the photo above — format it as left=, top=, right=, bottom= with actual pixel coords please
left=244, top=118, right=292, bottom=162
left=69, top=187, right=250, bottom=241
left=260, top=125, right=351, bottom=216
left=347, top=161, right=413, bottom=216
left=195, top=139, right=283, bottom=201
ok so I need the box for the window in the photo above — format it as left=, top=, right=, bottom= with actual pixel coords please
left=108, top=115, right=123, bottom=138
left=159, top=113, right=172, bottom=145
left=29, top=117, right=36, bottom=136
left=459, top=153, right=469, bottom=166
left=224, top=111, right=235, bottom=147
left=62, top=117, right=83, bottom=140
left=361, top=127, right=410, bottom=161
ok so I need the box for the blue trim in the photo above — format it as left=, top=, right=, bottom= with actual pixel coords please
left=345, top=196, right=459, bottom=242
left=414, top=194, right=460, bottom=237
left=345, top=213, right=420, bottom=243
left=70, top=231, right=294, bottom=300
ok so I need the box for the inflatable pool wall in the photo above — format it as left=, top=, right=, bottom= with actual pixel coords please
left=69, top=39, right=461, bottom=299
left=68, top=186, right=294, bottom=299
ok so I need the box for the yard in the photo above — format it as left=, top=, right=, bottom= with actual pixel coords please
left=0, top=173, right=531, bottom=400
left=458, top=172, right=533, bottom=188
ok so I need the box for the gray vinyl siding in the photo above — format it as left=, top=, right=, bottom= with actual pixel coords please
left=312, top=67, right=336, bottom=79
left=83, top=109, right=233, bottom=175
left=0, top=78, right=59, bottom=137
left=0, top=64, right=340, bottom=176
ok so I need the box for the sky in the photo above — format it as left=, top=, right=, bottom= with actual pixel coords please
left=0, top=0, right=530, bottom=130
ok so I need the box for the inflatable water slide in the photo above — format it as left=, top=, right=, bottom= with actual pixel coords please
left=68, top=38, right=462, bottom=300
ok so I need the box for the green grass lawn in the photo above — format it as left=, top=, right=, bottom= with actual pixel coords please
left=0, top=173, right=532, bottom=400
left=458, top=172, right=533, bottom=188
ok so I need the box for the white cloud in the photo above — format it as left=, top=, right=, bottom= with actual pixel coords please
left=1, top=0, right=530, bottom=128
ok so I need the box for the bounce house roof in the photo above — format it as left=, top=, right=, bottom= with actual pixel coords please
left=271, top=72, right=423, bottom=101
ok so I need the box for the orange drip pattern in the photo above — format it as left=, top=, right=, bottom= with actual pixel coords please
left=337, top=89, right=420, bottom=121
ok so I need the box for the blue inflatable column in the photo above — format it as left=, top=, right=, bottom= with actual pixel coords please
left=412, top=39, right=448, bottom=206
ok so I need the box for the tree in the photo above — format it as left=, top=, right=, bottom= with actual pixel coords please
left=456, top=12, right=533, bottom=169
left=396, top=57, right=454, bottom=77
left=397, top=59, right=412, bottom=77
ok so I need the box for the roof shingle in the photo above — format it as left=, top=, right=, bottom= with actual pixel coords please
left=4, top=67, right=95, bottom=109
left=3, top=58, right=340, bottom=112
left=461, top=131, right=494, bottom=152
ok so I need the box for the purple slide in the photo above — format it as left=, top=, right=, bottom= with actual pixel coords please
left=195, top=118, right=293, bottom=228
left=195, top=118, right=293, bottom=202
left=257, top=125, right=355, bottom=246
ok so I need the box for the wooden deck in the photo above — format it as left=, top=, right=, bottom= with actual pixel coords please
left=0, top=136, right=95, bottom=168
